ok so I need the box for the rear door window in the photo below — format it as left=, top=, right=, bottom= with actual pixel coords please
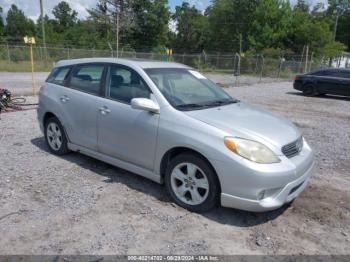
left=69, top=64, right=105, bottom=95
left=324, top=70, right=341, bottom=77
left=47, top=66, right=71, bottom=85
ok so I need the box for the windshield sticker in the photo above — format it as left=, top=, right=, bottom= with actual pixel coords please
left=189, top=70, right=207, bottom=79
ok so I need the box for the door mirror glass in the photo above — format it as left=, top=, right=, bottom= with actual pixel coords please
left=131, top=98, right=160, bottom=114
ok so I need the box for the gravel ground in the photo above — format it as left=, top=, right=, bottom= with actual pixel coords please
left=0, top=79, right=349, bottom=255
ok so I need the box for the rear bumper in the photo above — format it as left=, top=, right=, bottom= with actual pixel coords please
left=220, top=161, right=314, bottom=212
left=37, top=105, right=45, bottom=134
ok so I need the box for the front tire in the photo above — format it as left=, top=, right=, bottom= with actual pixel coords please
left=44, top=117, right=69, bottom=155
left=165, top=153, right=220, bottom=212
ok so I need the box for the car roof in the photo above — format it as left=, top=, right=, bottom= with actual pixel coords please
left=320, top=68, right=350, bottom=72
left=55, top=57, right=191, bottom=69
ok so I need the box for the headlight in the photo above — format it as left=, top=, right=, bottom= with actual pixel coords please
left=224, top=137, right=280, bottom=164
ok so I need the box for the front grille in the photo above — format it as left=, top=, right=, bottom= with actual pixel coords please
left=282, top=137, right=303, bottom=158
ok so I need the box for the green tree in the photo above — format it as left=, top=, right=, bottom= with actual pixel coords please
left=327, top=0, right=350, bottom=51
left=36, top=15, right=52, bottom=44
left=88, top=0, right=113, bottom=41
left=5, top=4, right=36, bottom=41
left=294, top=0, right=310, bottom=13
left=88, top=0, right=135, bottom=50
left=248, top=0, right=293, bottom=52
left=52, top=1, right=78, bottom=33
left=127, top=0, right=170, bottom=50
left=290, top=10, right=345, bottom=57
left=172, top=2, right=207, bottom=53
left=336, top=10, right=350, bottom=51
left=0, top=6, right=4, bottom=36
left=205, top=0, right=258, bottom=52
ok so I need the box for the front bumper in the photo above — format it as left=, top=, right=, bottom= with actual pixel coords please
left=211, top=139, right=315, bottom=212
left=220, top=161, right=314, bottom=212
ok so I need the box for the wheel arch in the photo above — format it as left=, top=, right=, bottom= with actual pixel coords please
left=302, top=81, right=316, bottom=89
left=43, top=112, right=57, bottom=127
left=159, top=147, right=221, bottom=190
left=302, top=81, right=319, bottom=96
left=43, top=112, right=70, bottom=142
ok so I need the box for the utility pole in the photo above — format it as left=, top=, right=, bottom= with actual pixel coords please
left=333, top=0, right=340, bottom=41
left=299, top=45, right=306, bottom=73
left=309, top=52, right=314, bottom=72
left=39, top=0, right=47, bottom=63
left=304, top=45, right=309, bottom=73
left=116, top=11, right=119, bottom=58
left=239, top=33, right=242, bottom=55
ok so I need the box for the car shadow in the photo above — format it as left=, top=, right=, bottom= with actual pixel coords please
left=286, top=91, right=350, bottom=101
left=31, top=136, right=289, bottom=227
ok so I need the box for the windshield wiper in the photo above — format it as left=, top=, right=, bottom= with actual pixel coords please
left=175, top=99, right=239, bottom=111
left=176, top=103, right=205, bottom=108
left=175, top=103, right=207, bottom=111
left=202, top=99, right=239, bottom=107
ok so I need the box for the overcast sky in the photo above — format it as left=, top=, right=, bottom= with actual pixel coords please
left=0, top=0, right=327, bottom=21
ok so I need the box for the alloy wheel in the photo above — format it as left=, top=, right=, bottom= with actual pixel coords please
left=46, top=122, right=63, bottom=151
left=170, top=162, right=209, bottom=205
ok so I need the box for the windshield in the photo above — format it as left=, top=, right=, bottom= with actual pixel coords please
left=145, top=68, right=238, bottom=111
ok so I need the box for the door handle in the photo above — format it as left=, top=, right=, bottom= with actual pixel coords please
left=60, top=95, right=70, bottom=103
left=99, top=106, right=111, bottom=115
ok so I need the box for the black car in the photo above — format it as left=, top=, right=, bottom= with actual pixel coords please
left=293, top=68, right=350, bottom=97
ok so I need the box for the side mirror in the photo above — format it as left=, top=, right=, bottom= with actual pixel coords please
left=131, top=98, right=160, bottom=114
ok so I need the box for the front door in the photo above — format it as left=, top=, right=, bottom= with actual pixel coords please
left=337, top=71, right=350, bottom=96
left=97, top=64, right=159, bottom=170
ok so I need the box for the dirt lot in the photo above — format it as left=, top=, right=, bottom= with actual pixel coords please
left=0, top=78, right=349, bottom=255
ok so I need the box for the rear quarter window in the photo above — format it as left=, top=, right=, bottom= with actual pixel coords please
left=47, top=66, right=71, bottom=85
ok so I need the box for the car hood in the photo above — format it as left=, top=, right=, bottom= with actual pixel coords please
left=185, top=102, right=301, bottom=152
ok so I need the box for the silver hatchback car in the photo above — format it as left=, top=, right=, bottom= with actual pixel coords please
left=37, top=58, right=315, bottom=212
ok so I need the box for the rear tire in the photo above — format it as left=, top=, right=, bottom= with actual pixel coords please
left=302, top=84, right=318, bottom=96
left=44, top=117, right=70, bottom=155
left=165, top=153, right=220, bottom=212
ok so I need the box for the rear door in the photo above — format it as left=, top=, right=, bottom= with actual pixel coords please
left=61, top=63, right=106, bottom=150
left=316, top=70, right=340, bottom=94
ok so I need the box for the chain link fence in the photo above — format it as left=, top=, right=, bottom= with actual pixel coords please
left=0, top=44, right=336, bottom=85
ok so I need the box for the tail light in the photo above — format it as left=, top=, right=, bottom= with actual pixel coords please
left=294, top=76, right=301, bottom=81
